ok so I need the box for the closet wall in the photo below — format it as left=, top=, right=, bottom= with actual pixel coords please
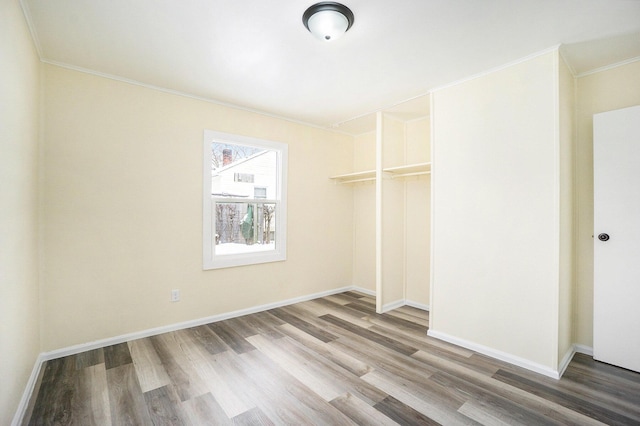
left=334, top=96, right=431, bottom=312
left=352, top=131, right=376, bottom=293
left=379, top=113, right=407, bottom=310
left=404, top=117, right=431, bottom=306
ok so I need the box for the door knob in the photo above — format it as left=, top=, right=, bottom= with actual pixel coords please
left=598, top=233, right=610, bottom=241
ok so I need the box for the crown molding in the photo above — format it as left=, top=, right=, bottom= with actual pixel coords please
left=430, top=45, right=562, bottom=94
left=576, top=56, right=640, bottom=78
left=39, top=59, right=349, bottom=136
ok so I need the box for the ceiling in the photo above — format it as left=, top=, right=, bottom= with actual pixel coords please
left=21, top=0, right=640, bottom=134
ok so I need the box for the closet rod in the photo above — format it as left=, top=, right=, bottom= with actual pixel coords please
left=389, top=171, right=431, bottom=179
left=337, top=177, right=377, bottom=184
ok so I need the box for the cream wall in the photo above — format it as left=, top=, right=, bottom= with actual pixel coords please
left=574, top=59, right=640, bottom=347
left=557, top=54, right=576, bottom=363
left=380, top=115, right=406, bottom=307
left=41, top=64, right=354, bottom=351
left=404, top=174, right=431, bottom=306
left=0, top=0, right=41, bottom=422
left=404, top=117, right=431, bottom=306
left=352, top=132, right=376, bottom=292
left=431, top=51, right=563, bottom=371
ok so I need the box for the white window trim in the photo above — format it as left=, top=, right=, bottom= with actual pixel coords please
left=203, top=130, right=288, bottom=270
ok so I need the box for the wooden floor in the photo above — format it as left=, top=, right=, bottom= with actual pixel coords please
left=25, top=291, right=640, bottom=425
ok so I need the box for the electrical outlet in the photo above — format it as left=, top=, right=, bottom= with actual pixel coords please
left=170, top=289, right=180, bottom=302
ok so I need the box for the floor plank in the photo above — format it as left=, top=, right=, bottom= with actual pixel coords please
left=106, top=363, right=152, bottom=425
left=103, top=342, right=133, bottom=370
left=181, top=392, right=231, bottom=426
left=268, top=306, right=338, bottom=343
left=320, top=313, right=419, bottom=356
left=26, top=291, right=640, bottom=426
left=374, top=395, right=442, bottom=425
left=277, top=322, right=373, bottom=377
left=73, top=364, right=111, bottom=425
left=362, top=369, right=475, bottom=425
left=183, top=324, right=230, bottom=355
left=206, top=321, right=256, bottom=354
left=231, top=407, right=274, bottom=425
left=330, top=393, right=401, bottom=426
left=233, top=348, right=356, bottom=425
left=246, top=334, right=346, bottom=401
left=128, top=338, right=171, bottom=393
left=74, top=348, right=104, bottom=370
left=148, top=332, right=209, bottom=402
left=178, top=345, right=253, bottom=418
left=28, top=356, right=76, bottom=424
left=143, top=385, right=187, bottom=426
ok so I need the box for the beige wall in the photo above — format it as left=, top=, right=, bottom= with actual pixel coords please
left=574, top=60, right=640, bottom=347
left=0, top=0, right=41, bottom=422
left=431, top=51, right=562, bottom=370
left=41, top=64, right=354, bottom=351
left=557, top=54, right=576, bottom=363
left=405, top=117, right=431, bottom=306
left=404, top=174, right=431, bottom=307
left=380, top=115, right=406, bottom=307
left=352, top=131, right=376, bottom=292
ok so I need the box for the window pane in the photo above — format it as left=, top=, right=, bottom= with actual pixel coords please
left=211, top=142, right=278, bottom=199
left=204, top=130, right=287, bottom=270
left=254, top=187, right=267, bottom=199
left=214, top=201, right=277, bottom=255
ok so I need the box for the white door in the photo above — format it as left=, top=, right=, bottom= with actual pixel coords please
left=593, top=105, right=640, bottom=373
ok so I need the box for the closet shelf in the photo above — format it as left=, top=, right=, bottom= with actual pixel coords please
left=383, top=162, right=431, bottom=178
left=330, top=162, right=431, bottom=183
left=329, top=169, right=376, bottom=184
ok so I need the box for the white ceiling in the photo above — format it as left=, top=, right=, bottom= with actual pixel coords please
left=21, top=0, right=640, bottom=133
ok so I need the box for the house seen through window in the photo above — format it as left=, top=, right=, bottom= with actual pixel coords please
left=203, top=131, right=287, bottom=269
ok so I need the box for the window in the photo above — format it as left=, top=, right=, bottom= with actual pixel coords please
left=254, top=187, right=267, bottom=199
left=234, top=173, right=254, bottom=183
left=203, top=130, right=287, bottom=269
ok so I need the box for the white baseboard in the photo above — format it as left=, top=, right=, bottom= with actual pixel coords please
left=557, top=344, right=595, bottom=377
left=382, top=298, right=429, bottom=313
left=404, top=300, right=430, bottom=311
left=558, top=346, right=576, bottom=378
left=13, top=285, right=357, bottom=424
left=427, top=329, right=562, bottom=379
left=31, top=285, right=386, bottom=364
left=381, top=299, right=405, bottom=313
left=349, top=287, right=430, bottom=312
left=11, top=353, right=46, bottom=426
left=350, top=286, right=376, bottom=296
left=573, top=343, right=593, bottom=356
left=40, top=285, right=357, bottom=361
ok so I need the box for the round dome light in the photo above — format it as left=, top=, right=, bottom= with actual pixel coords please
left=303, top=2, right=354, bottom=42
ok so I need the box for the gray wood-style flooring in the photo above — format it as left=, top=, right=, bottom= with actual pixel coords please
left=24, top=291, right=640, bottom=425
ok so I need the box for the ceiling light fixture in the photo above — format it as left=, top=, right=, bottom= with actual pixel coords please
left=302, top=2, right=354, bottom=42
